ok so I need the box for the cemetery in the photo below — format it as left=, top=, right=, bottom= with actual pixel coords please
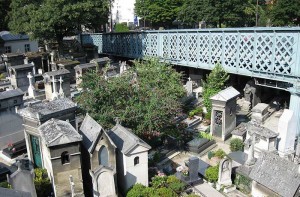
left=0, top=30, right=299, bottom=197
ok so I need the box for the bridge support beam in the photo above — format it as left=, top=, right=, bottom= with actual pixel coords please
left=289, top=88, right=300, bottom=138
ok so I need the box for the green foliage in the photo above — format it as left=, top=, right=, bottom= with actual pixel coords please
left=166, top=175, right=186, bottom=193
left=0, top=181, right=11, bottom=188
left=135, top=0, right=184, bottom=28
left=214, top=149, right=226, bottom=159
left=34, top=168, right=52, bottom=197
left=202, top=63, right=229, bottom=115
left=0, top=73, right=5, bottom=80
left=204, top=112, right=211, bottom=120
left=199, top=131, right=213, bottom=140
left=189, top=107, right=203, bottom=118
left=0, top=0, right=11, bottom=30
left=205, top=165, right=219, bottom=183
left=230, top=138, right=244, bottom=152
left=156, top=187, right=177, bottom=197
left=234, top=173, right=252, bottom=194
left=77, top=58, right=185, bottom=136
left=207, top=151, right=215, bottom=160
left=270, top=0, right=300, bottom=26
left=9, top=0, right=109, bottom=51
left=114, top=23, right=129, bottom=32
left=127, top=183, right=147, bottom=197
left=151, top=175, right=167, bottom=188
left=178, top=0, right=266, bottom=27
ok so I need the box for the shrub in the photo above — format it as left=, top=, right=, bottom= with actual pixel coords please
left=34, top=168, right=52, bottom=197
left=214, top=149, right=226, bottom=159
left=151, top=175, right=167, bottom=188
left=207, top=151, right=215, bottom=159
left=204, top=112, right=211, bottom=120
left=127, top=183, right=146, bottom=197
left=156, top=187, right=177, bottom=197
left=230, top=138, right=244, bottom=152
left=205, top=165, right=219, bottom=183
left=199, top=131, right=213, bottom=140
left=0, top=181, right=11, bottom=188
left=167, top=175, right=186, bottom=193
left=114, top=23, right=129, bottom=32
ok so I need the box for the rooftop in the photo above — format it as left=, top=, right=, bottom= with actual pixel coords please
left=43, top=69, right=70, bottom=77
left=0, top=89, right=24, bottom=100
left=39, top=119, right=82, bottom=147
left=108, top=124, right=151, bottom=155
left=210, top=86, right=240, bottom=102
left=74, top=63, right=96, bottom=70
left=0, top=31, right=30, bottom=41
left=18, top=98, right=76, bottom=120
left=246, top=121, right=278, bottom=138
left=249, top=152, right=300, bottom=197
left=9, top=64, right=34, bottom=70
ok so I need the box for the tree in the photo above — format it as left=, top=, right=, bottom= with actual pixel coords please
left=230, top=138, right=244, bottom=152
left=270, top=0, right=300, bottom=26
left=202, top=63, right=229, bottom=115
left=135, top=0, right=184, bottom=28
left=9, top=0, right=109, bottom=53
left=0, top=0, right=11, bottom=30
left=114, top=23, right=129, bottom=32
left=178, top=0, right=267, bottom=27
left=77, top=58, right=185, bottom=136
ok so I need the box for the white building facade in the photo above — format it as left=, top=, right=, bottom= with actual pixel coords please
left=0, top=31, right=38, bottom=54
left=111, top=0, right=137, bottom=26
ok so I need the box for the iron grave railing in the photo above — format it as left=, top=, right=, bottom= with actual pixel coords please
left=81, top=27, right=300, bottom=84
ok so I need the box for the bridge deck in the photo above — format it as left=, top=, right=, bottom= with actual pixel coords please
left=81, top=27, right=300, bottom=85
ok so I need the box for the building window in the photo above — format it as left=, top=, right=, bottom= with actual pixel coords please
left=134, top=156, right=139, bottom=166
left=98, top=146, right=109, bottom=166
left=61, top=151, right=70, bottom=165
left=5, top=46, right=11, bottom=53
left=25, top=44, right=30, bottom=52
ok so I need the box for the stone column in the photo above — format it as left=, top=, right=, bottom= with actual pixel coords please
left=52, top=77, right=59, bottom=100
left=59, top=76, right=64, bottom=98
left=289, top=88, right=300, bottom=137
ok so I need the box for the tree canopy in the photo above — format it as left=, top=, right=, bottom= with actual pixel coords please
left=9, top=0, right=109, bottom=51
left=135, top=0, right=184, bottom=28
left=178, top=0, right=267, bottom=27
left=202, top=63, right=229, bottom=115
left=0, top=0, right=11, bottom=31
left=270, top=0, right=300, bottom=26
left=77, top=59, right=185, bottom=136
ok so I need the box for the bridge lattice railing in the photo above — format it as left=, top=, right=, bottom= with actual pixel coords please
left=81, top=28, right=300, bottom=84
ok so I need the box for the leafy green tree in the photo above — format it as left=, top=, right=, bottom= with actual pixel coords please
left=230, top=138, right=244, bottom=152
left=0, top=0, right=11, bottom=30
left=178, top=0, right=267, bottom=27
left=270, top=0, right=300, bottom=26
left=202, top=63, right=229, bottom=116
left=135, top=0, right=184, bottom=28
left=205, top=165, right=219, bottom=183
left=9, top=0, right=109, bottom=53
left=77, top=58, right=185, bottom=136
left=0, top=181, right=11, bottom=188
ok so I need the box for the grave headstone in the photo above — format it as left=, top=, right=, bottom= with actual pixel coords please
left=251, top=103, right=269, bottom=124
left=278, top=109, right=297, bottom=160
left=185, top=77, right=193, bottom=96
left=218, top=158, right=232, bottom=186
left=188, top=157, right=200, bottom=183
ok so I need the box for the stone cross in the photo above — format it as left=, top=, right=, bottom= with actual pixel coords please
left=27, top=72, right=36, bottom=98
left=58, top=76, right=65, bottom=98
left=188, top=77, right=191, bottom=81
left=52, top=77, right=59, bottom=100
